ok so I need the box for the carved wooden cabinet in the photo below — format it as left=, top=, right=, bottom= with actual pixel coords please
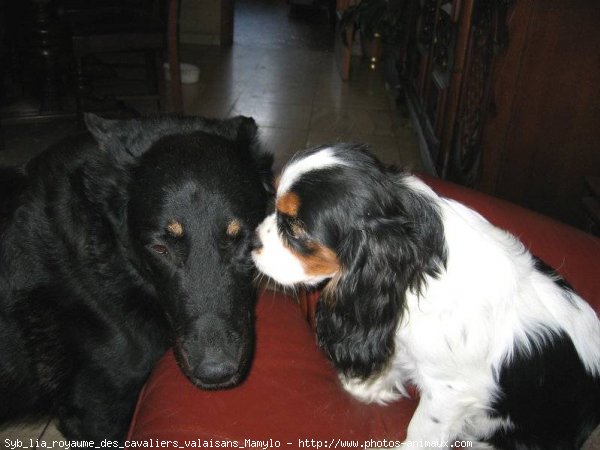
left=401, top=0, right=600, bottom=228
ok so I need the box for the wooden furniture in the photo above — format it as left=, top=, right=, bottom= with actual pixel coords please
left=1, top=0, right=183, bottom=120
left=0, top=0, right=72, bottom=120
left=64, top=0, right=183, bottom=114
left=334, top=0, right=358, bottom=81
left=400, top=0, right=600, bottom=229
left=166, top=0, right=182, bottom=111
left=334, top=0, right=387, bottom=81
left=583, top=177, right=600, bottom=236
left=178, top=0, right=234, bottom=46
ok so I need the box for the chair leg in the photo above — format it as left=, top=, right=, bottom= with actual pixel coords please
left=75, top=57, right=90, bottom=113
left=145, top=50, right=161, bottom=110
left=167, top=0, right=182, bottom=113
left=31, top=0, right=62, bottom=113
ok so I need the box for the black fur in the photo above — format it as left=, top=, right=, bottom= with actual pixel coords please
left=0, top=114, right=272, bottom=441
left=287, top=146, right=448, bottom=379
left=488, top=330, right=600, bottom=449
left=533, top=256, right=576, bottom=293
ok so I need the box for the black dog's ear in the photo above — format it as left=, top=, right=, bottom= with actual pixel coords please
left=316, top=181, right=447, bottom=380
left=84, top=113, right=120, bottom=147
left=84, top=114, right=147, bottom=164
left=229, top=115, right=258, bottom=145
left=229, top=115, right=275, bottom=194
left=82, top=114, right=132, bottom=232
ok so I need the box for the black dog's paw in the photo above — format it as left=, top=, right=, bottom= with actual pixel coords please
left=57, top=399, right=131, bottom=444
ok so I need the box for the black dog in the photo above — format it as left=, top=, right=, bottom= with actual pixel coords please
left=0, top=114, right=272, bottom=441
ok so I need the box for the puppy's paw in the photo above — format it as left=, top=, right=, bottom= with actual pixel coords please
left=339, top=374, right=404, bottom=405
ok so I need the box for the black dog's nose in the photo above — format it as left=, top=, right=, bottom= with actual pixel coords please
left=195, top=347, right=238, bottom=385
left=251, top=233, right=263, bottom=252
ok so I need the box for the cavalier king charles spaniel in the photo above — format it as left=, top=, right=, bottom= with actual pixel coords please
left=252, top=145, right=600, bottom=449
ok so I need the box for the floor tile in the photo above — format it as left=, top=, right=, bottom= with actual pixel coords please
left=314, top=68, right=391, bottom=109
left=37, top=420, right=66, bottom=444
left=258, top=126, right=308, bottom=172
left=310, top=106, right=396, bottom=136
left=395, top=123, right=425, bottom=172
left=0, top=421, right=48, bottom=443
left=306, top=130, right=403, bottom=167
left=231, top=100, right=312, bottom=130
left=237, top=83, right=317, bottom=107
left=184, top=88, right=238, bottom=118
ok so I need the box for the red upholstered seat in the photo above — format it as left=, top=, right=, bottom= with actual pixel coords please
left=127, top=290, right=416, bottom=445
left=127, top=176, right=600, bottom=446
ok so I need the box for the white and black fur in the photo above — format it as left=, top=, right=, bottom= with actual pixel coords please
left=252, top=145, right=600, bottom=449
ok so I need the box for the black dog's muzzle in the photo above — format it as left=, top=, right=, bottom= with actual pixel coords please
left=175, top=314, right=250, bottom=389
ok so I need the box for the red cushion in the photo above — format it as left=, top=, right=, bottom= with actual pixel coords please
left=127, top=290, right=416, bottom=445
left=128, top=177, right=600, bottom=444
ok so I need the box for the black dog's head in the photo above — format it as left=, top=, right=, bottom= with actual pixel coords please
left=85, top=114, right=272, bottom=389
left=252, top=144, right=446, bottom=380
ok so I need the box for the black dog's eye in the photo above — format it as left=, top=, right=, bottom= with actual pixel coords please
left=150, top=244, right=169, bottom=255
left=226, top=219, right=242, bottom=239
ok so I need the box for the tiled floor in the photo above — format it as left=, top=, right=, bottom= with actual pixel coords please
left=1, top=4, right=422, bottom=172
left=178, top=43, right=423, bottom=173
left=0, top=0, right=422, bottom=444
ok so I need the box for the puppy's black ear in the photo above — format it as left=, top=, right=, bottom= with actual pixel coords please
left=316, top=180, right=447, bottom=380
left=316, top=223, right=408, bottom=380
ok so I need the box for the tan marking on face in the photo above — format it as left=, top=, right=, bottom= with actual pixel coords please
left=227, top=219, right=241, bottom=237
left=167, top=220, right=184, bottom=237
left=283, top=239, right=339, bottom=278
left=276, top=191, right=301, bottom=218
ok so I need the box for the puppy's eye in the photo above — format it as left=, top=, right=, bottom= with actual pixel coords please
left=150, top=244, right=169, bottom=255
left=290, top=223, right=305, bottom=239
